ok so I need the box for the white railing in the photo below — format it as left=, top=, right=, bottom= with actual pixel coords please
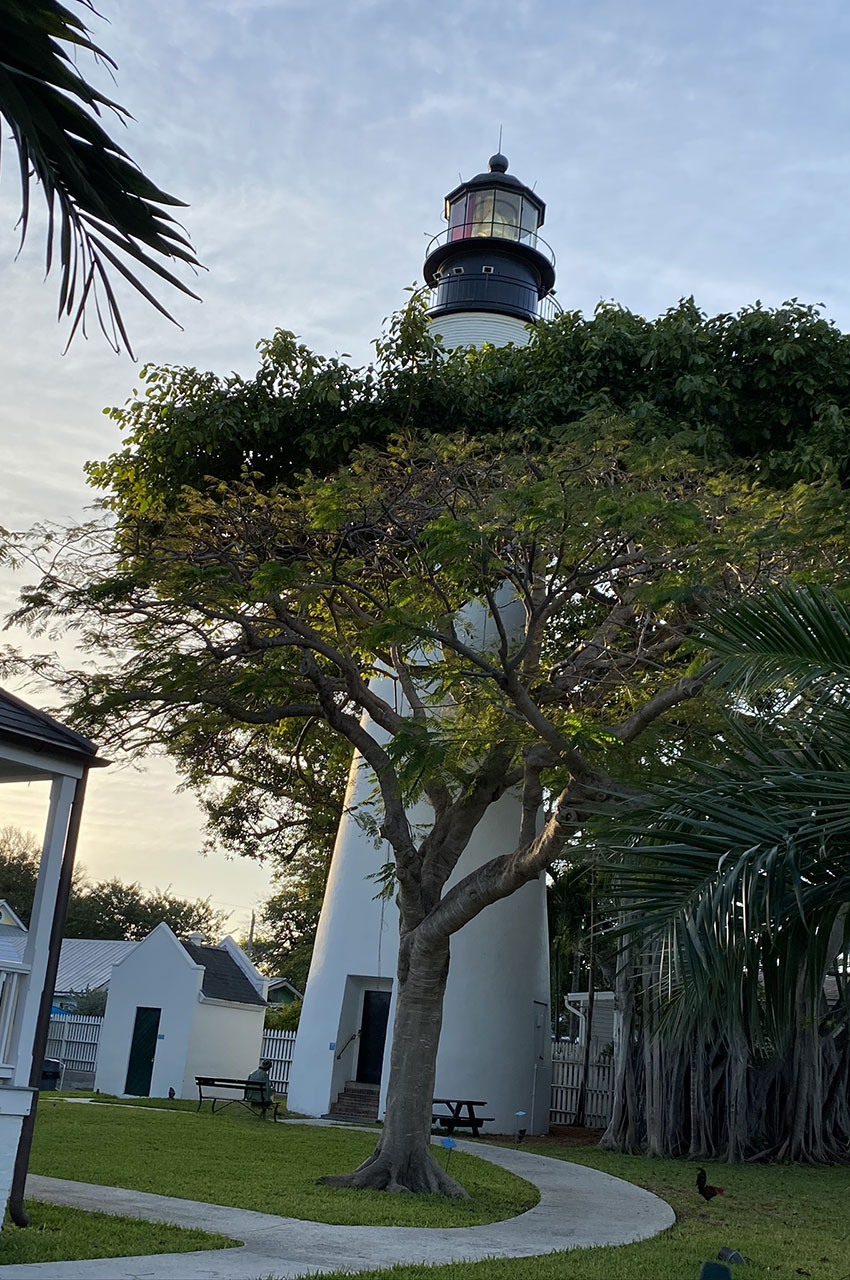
left=1, top=963, right=28, bottom=1076
left=550, top=1041, right=615, bottom=1128
left=260, top=1028, right=297, bottom=1094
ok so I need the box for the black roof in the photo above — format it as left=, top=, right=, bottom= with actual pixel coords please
left=182, top=942, right=266, bottom=1006
left=0, top=688, right=99, bottom=759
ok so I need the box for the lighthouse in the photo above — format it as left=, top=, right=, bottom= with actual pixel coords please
left=286, top=155, right=554, bottom=1135
left=423, top=151, right=557, bottom=348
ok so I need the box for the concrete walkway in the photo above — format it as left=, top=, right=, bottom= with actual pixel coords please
left=0, top=1139, right=674, bottom=1280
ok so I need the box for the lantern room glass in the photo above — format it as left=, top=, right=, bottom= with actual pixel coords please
left=447, top=188, right=541, bottom=246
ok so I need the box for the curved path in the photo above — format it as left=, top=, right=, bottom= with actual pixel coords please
left=0, top=1138, right=674, bottom=1280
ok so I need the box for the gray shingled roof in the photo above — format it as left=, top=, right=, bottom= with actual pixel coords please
left=182, top=942, right=266, bottom=1006
left=0, top=688, right=98, bottom=758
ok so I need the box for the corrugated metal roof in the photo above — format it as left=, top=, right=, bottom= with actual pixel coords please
left=2, top=933, right=137, bottom=992
left=182, top=942, right=266, bottom=1006
left=0, top=688, right=98, bottom=758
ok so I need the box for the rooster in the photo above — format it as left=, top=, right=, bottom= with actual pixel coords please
left=696, top=1168, right=725, bottom=1201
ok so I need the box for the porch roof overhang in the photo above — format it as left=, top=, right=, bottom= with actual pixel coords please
left=0, top=688, right=105, bottom=782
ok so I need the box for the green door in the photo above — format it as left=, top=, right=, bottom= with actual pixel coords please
left=124, top=1006, right=161, bottom=1096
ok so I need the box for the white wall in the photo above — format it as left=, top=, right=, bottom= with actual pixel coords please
left=94, top=924, right=198, bottom=1098
left=183, top=998, right=265, bottom=1098
left=429, top=311, right=531, bottom=349
left=431, top=793, right=552, bottom=1133
left=287, top=725, right=401, bottom=1116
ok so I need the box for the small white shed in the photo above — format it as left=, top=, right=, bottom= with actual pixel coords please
left=94, top=924, right=268, bottom=1099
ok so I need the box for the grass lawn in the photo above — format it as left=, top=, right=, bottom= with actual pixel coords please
left=89, top=1092, right=248, bottom=1114
left=0, top=1200, right=237, bottom=1266
left=31, top=1099, right=537, bottom=1227
left=308, top=1141, right=850, bottom=1280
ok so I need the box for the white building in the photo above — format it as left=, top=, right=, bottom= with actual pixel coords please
left=94, top=924, right=268, bottom=1099
left=288, top=154, right=558, bottom=1135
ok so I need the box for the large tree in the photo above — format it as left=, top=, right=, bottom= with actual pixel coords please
left=602, top=585, right=850, bottom=1163
left=0, top=0, right=199, bottom=352
left=5, top=340, right=845, bottom=1196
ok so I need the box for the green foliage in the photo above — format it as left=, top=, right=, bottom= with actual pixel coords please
left=86, top=297, right=850, bottom=523
left=66, top=986, right=107, bottom=1016
left=610, top=583, right=850, bottom=1051
left=599, top=584, right=850, bottom=1161
left=264, top=997, right=302, bottom=1030
left=0, top=0, right=200, bottom=353
left=249, top=846, right=329, bottom=992
left=0, top=826, right=50, bottom=925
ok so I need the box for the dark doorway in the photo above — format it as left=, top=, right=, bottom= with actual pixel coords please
left=124, top=1006, right=161, bottom=1096
left=356, top=990, right=391, bottom=1085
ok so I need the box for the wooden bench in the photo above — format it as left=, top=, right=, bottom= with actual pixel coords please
left=432, top=1098, right=493, bottom=1138
left=195, top=1075, right=281, bottom=1120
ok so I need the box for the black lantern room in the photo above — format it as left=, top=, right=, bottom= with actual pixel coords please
left=423, top=153, right=556, bottom=324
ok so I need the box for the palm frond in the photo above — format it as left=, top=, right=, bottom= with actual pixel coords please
left=0, top=0, right=201, bottom=355
left=702, top=583, right=850, bottom=696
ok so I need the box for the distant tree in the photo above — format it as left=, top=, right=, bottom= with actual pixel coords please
left=0, top=825, right=225, bottom=939
left=0, top=825, right=84, bottom=924
left=264, top=998, right=302, bottom=1031
left=0, top=826, right=40, bottom=922
left=0, top=0, right=200, bottom=352
left=248, top=849, right=330, bottom=993
left=66, top=986, right=107, bottom=1016
left=64, top=879, right=227, bottom=941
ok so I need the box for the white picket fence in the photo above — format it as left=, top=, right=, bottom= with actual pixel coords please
left=260, top=1028, right=296, bottom=1093
left=44, top=1014, right=297, bottom=1093
left=550, top=1041, right=615, bottom=1128
left=45, top=1015, right=102, bottom=1087
left=43, top=1016, right=613, bottom=1125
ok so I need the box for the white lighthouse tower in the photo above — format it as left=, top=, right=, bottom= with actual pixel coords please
left=286, top=154, right=557, bottom=1135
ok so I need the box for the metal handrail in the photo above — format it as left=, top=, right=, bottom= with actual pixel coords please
left=425, top=224, right=556, bottom=267
left=335, top=1029, right=359, bottom=1060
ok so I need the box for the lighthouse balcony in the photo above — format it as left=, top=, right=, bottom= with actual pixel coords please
left=423, top=228, right=556, bottom=304
left=424, top=222, right=555, bottom=268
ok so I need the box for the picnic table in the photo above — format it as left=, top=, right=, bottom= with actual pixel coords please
left=432, top=1098, right=493, bottom=1138
left=195, top=1074, right=281, bottom=1120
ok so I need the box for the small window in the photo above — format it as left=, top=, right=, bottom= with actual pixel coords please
left=482, top=265, right=494, bottom=274
left=453, top=266, right=464, bottom=275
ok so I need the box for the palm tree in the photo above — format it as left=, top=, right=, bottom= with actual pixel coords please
left=0, top=0, right=200, bottom=354
left=603, top=584, right=850, bottom=1161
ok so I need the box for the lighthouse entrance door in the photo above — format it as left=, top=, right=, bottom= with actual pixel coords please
left=356, top=989, right=391, bottom=1085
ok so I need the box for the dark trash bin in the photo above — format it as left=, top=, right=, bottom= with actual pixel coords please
left=40, top=1058, right=62, bottom=1090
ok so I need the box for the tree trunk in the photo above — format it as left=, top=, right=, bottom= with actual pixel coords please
left=319, top=931, right=469, bottom=1196
left=601, top=931, right=641, bottom=1152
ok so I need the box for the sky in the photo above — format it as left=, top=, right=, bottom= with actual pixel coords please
left=1, top=0, right=849, bottom=935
